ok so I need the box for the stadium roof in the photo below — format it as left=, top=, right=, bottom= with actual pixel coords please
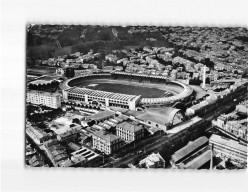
left=64, top=73, right=194, bottom=106
left=29, top=79, right=54, bottom=85
left=172, top=136, right=209, bottom=163
left=127, top=107, right=181, bottom=126
left=140, top=83, right=193, bottom=105
left=65, top=87, right=138, bottom=102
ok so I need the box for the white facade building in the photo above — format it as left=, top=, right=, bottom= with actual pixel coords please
left=116, top=121, right=144, bottom=142
left=27, top=90, right=61, bottom=109
left=62, top=87, right=141, bottom=110
left=209, top=134, right=247, bottom=164
left=92, top=131, right=122, bottom=155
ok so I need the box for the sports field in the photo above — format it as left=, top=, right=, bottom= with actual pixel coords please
left=69, top=78, right=175, bottom=98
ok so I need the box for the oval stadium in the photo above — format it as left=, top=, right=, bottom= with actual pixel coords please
left=61, top=72, right=193, bottom=111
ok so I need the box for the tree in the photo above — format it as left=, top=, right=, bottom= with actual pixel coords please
left=87, top=120, right=95, bottom=127
left=233, top=70, right=238, bottom=74
left=70, top=68, right=75, bottom=78
left=65, top=67, right=75, bottom=78
left=36, top=122, right=47, bottom=129
left=72, top=118, right=80, bottom=124
left=241, top=69, right=248, bottom=78
left=132, top=156, right=139, bottom=165
left=206, top=77, right=211, bottom=84
left=205, top=58, right=214, bottom=70
left=99, top=31, right=112, bottom=41
left=140, top=163, right=147, bottom=169
left=65, top=68, right=70, bottom=78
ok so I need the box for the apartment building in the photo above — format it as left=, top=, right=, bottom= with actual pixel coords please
left=27, top=90, right=61, bottom=109
left=116, top=121, right=144, bottom=142
left=92, top=131, right=122, bottom=155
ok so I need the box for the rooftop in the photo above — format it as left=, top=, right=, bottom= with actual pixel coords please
left=29, top=79, right=54, bottom=85
left=26, top=123, right=48, bottom=139
left=127, top=107, right=181, bottom=126
left=209, top=134, right=247, bottom=153
left=27, top=89, right=60, bottom=97
left=93, top=130, right=119, bottom=143
left=172, top=136, right=209, bottom=163
left=88, top=110, right=115, bottom=121
left=66, top=86, right=138, bottom=102
left=28, top=155, right=44, bottom=167
left=58, top=128, right=80, bottom=139
left=71, top=146, right=100, bottom=162
left=184, top=150, right=212, bottom=169
left=116, top=121, right=143, bottom=132
left=139, top=153, right=165, bottom=167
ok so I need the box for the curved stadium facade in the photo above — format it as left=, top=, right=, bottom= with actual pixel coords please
left=61, top=72, right=193, bottom=110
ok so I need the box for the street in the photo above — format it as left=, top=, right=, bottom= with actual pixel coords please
left=102, top=93, right=246, bottom=168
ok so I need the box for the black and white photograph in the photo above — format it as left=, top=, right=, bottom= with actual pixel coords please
left=1, top=0, right=248, bottom=192
left=25, top=24, right=248, bottom=169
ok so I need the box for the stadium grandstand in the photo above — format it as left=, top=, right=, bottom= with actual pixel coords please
left=61, top=72, right=193, bottom=110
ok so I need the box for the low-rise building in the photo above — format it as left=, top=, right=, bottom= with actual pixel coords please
left=57, top=128, right=80, bottom=142
left=105, top=54, right=118, bottom=63
left=28, top=155, right=45, bottom=167
left=116, top=121, right=144, bottom=142
left=26, top=122, right=51, bottom=145
left=171, top=136, right=209, bottom=167
left=70, top=146, right=101, bottom=167
left=138, top=153, right=165, bottom=169
left=212, top=115, right=247, bottom=141
left=179, top=149, right=212, bottom=169
left=74, top=69, right=93, bottom=76
left=87, top=110, right=115, bottom=124
left=236, top=103, right=248, bottom=116
left=103, top=66, right=114, bottom=72
left=209, top=134, right=247, bottom=164
left=92, top=131, right=122, bottom=155
left=43, top=139, right=72, bottom=167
